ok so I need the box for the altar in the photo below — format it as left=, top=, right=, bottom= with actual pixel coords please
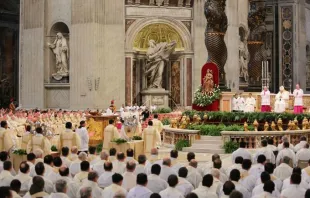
left=109, top=140, right=144, bottom=159
left=86, top=115, right=118, bottom=146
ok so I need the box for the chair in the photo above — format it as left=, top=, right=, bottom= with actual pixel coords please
left=298, top=160, right=308, bottom=169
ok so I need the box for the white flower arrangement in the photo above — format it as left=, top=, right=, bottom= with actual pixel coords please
left=193, top=85, right=221, bottom=107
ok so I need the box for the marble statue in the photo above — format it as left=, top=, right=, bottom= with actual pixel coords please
left=48, top=32, right=69, bottom=80
left=239, top=38, right=249, bottom=82
left=145, top=40, right=176, bottom=89
left=156, top=0, right=164, bottom=6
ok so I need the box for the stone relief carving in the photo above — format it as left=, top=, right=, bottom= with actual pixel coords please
left=48, top=32, right=69, bottom=81
left=145, top=40, right=176, bottom=89
left=152, top=96, right=164, bottom=105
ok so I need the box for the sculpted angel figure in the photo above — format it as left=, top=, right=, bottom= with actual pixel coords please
left=145, top=40, right=176, bottom=89
left=239, top=38, right=249, bottom=82
left=48, top=32, right=69, bottom=80
left=202, top=69, right=214, bottom=93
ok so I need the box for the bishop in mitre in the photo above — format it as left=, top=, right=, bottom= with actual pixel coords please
left=244, top=93, right=256, bottom=112
left=103, top=119, right=120, bottom=150
left=143, top=120, right=161, bottom=153
left=274, top=86, right=289, bottom=113
left=0, top=121, right=14, bottom=152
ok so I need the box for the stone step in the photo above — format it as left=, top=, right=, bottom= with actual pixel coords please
left=193, top=140, right=223, bottom=145
left=183, top=147, right=225, bottom=154
left=190, top=143, right=223, bottom=149
left=200, top=136, right=222, bottom=141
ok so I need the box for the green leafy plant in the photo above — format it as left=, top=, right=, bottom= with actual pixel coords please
left=132, top=136, right=142, bottom=140
left=193, top=85, right=221, bottom=107
left=223, top=141, right=239, bottom=154
left=161, top=118, right=170, bottom=125
left=175, top=140, right=190, bottom=151
left=51, top=145, right=58, bottom=152
left=13, top=149, right=27, bottom=156
left=96, top=143, right=103, bottom=153
left=112, top=138, right=127, bottom=145
left=187, top=124, right=245, bottom=136
left=153, top=108, right=172, bottom=114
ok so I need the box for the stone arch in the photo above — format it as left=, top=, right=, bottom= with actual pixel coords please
left=126, top=17, right=192, bottom=52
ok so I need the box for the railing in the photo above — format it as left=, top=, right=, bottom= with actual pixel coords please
left=221, top=130, right=310, bottom=148
left=125, top=0, right=193, bottom=7
left=163, top=126, right=199, bottom=147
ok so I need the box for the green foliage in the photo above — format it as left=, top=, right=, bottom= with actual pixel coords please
left=187, top=124, right=245, bottom=136
left=153, top=108, right=172, bottom=114
left=175, top=140, right=190, bottom=151
left=13, top=149, right=27, bottom=156
left=161, top=118, right=170, bottom=125
left=193, top=85, right=221, bottom=107
left=112, top=138, right=127, bottom=145
left=223, top=141, right=239, bottom=154
left=132, top=136, right=142, bottom=140
left=51, top=145, right=58, bottom=152
left=96, top=143, right=103, bottom=153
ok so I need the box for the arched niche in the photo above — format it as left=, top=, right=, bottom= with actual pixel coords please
left=48, top=22, right=70, bottom=83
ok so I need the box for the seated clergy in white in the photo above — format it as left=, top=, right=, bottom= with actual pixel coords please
left=122, top=161, right=137, bottom=192
left=159, top=157, right=177, bottom=181
left=0, top=151, right=16, bottom=175
left=69, top=146, right=79, bottom=161
left=58, top=167, right=80, bottom=198
left=226, top=156, right=243, bottom=177
left=244, top=93, right=256, bottom=113
left=281, top=167, right=308, bottom=191
left=14, top=162, right=32, bottom=192
left=274, top=156, right=293, bottom=181
left=176, top=167, right=194, bottom=197
left=109, top=148, right=117, bottom=163
left=239, top=159, right=256, bottom=193
left=277, top=136, right=294, bottom=151
left=209, top=168, right=223, bottom=196
left=281, top=173, right=306, bottom=198
left=211, top=159, right=228, bottom=184
left=274, top=86, right=289, bottom=113
left=27, top=162, right=54, bottom=194
left=252, top=172, right=280, bottom=198
left=249, top=155, right=266, bottom=180
left=29, top=149, right=46, bottom=177
left=60, top=147, right=72, bottom=168
left=134, top=154, right=147, bottom=175
left=145, top=148, right=163, bottom=175
left=232, top=142, right=252, bottom=164
left=78, top=171, right=103, bottom=198
left=127, top=173, right=153, bottom=198
left=87, top=146, right=99, bottom=165
left=255, top=163, right=282, bottom=192
left=294, top=136, right=308, bottom=152
left=23, top=176, right=49, bottom=198
left=159, top=174, right=184, bottom=198
left=26, top=153, right=36, bottom=171
left=73, top=161, right=90, bottom=185
left=192, top=174, right=218, bottom=198
left=125, top=148, right=138, bottom=165
left=229, top=169, right=251, bottom=198
left=49, top=179, right=70, bottom=198
left=221, top=181, right=236, bottom=198
left=267, top=139, right=278, bottom=152
left=10, top=179, right=22, bottom=198
left=276, top=142, right=296, bottom=166
left=69, top=151, right=87, bottom=177
left=47, top=156, right=63, bottom=184
left=253, top=140, right=275, bottom=164
left=102, top=173, right=127, bottom=197
left=170, top=150, right=183, bottom=173
left=186, top=159, right=203, bottom=189
left=296, top=143, right=310, bottom=163
left=113, top=152, right=127, bottom=174
left=92, top=151, right=109, bottom=176
left=98, top=161, right=115, bottom=188
left=147, top=164, right=168, bottom=193
left=252, top=180, right=277, bottom=198
left=302, top=159, right=310, bottom=183
left=0, top=161, right=14, bottom=186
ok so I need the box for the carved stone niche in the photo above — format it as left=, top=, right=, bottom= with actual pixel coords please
left=48, top=22, right=70, bottom=83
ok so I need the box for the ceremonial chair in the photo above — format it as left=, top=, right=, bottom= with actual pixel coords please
left=298, top=160, right=308, bottom=169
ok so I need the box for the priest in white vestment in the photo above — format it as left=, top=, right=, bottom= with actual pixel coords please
left=192, top=174, right=218, bottom=198
left=14, top=162, right=32, bottom=192
left=231, top=142, right=252, bottom=164
left=0, top=161, right=14, bottom=186
left=274, top=86, right=289, bottom=113
left=143, top=121, right=161, bottom=153
left=92, top=151, right=109, bottom=176
left=244, top=93, right=256, bottom=112
left=232, top=94, right=239, bottom=112
left=186, top=160, right=203, bottom=189
left=252, top=180, right=276, bottom=198
left=253, top=140, right=275, bottom=164
left=252, top=172, right=280, bottom=198
left=159, top=158, right=177, bottom=181
left=103, top=119, right=120, bottom=150
left=274, top=156, right=293, bottom=181
left=69, top=152, right=87, bottom=177
left=102, top=173, right=127, bottom=197
left=75, top=121, right=89, bottom=153
left=49, top=179, right=70, bottom=198
left=176, top=167, right=194, bottom=196
left=237, top=94, right=246, bottom=112
left=98, top=161, right=114, bottom=188
left=302, top=161, right=310, bottom=183
left=152, top=114, right=163, bottom=146
left=296, top=144, right=310, bottom=163
left=113, top=152, right=126, bottom=174
left=294, top=136, right=308, bottom=152
left=127, top=173, right=153, bottom=198
left=293, top=83, right=304, bottom=114
left=159, top=175, right=184, bottom=198
left=147, top=164, right=168, bottom=193
left=0, top=121, right=14, bottom=152
left=78, top=172, right=103, bottom=198
left=281, top=174, right=306, bottom=198
left=260, top=86, right=271, bottom=112
left=276, top=142, right=296, bottom=166
left=122, top=161, right=137, bottom=191
left=27, top=162, right=54, bottom=194
left=59, top=122, right=81, bottom=151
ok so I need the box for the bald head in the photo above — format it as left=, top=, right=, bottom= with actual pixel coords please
left=162, top=157, right=171, bottom=167
left=151, top=148, right=158, bottom=155
left=126, top=161, right=136, bottom=172
left=71, top=146, right=78, bottom=154
left=78, top=152, right=87, bottom=161
left=189, top=159, right=198, bottom=168
left=210, top=168, right=220, bottom=179
left=100, top=151, right=109, bottom=160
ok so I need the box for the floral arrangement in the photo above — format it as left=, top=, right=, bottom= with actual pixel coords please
left=132, top=136, right=142, bottom=140
left=13, top=149, right=27, bottom=156
left=112, top=138, right=127, bottom=145
left=193, top=85, right=221, bottom=107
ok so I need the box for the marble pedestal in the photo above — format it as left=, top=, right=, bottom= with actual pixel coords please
left=141, top=88, right=169, bottom=108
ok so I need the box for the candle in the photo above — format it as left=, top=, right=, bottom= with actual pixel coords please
left=266, top=61, right=269, bottom=86
left=262, top=61, right=264, bottom=82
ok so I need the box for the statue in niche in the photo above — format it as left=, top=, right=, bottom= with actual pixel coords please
left=48, top=32, right=69, bottom=81
left=145, top=40, right=176, bottom=89
left=156, top=0, right=164, bottom=6
left=202, top=69, right=214, bottom=94
left=239, top=36, right=249, bottom=82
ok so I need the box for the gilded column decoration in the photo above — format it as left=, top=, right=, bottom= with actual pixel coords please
left=281, top=6, right=294, bottom=90
left=247, top=2, right=266, bottom=89
left=204, top=0, right=228, bottom=87
left=171, top=61, right=181, bottom=106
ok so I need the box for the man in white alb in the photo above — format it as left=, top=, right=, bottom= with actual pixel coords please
left=293, top=83, right=304, bottom=114
left=244, top=93, right=256, bottom=112
left=75, top=121, right=89, bottom=154
left=260, top=86, right=271, bottom=112
left=274, top=86, right=289, bottom=113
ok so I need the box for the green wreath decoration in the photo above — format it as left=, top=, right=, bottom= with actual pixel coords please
left=193, top=85, right=221, bottom=107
